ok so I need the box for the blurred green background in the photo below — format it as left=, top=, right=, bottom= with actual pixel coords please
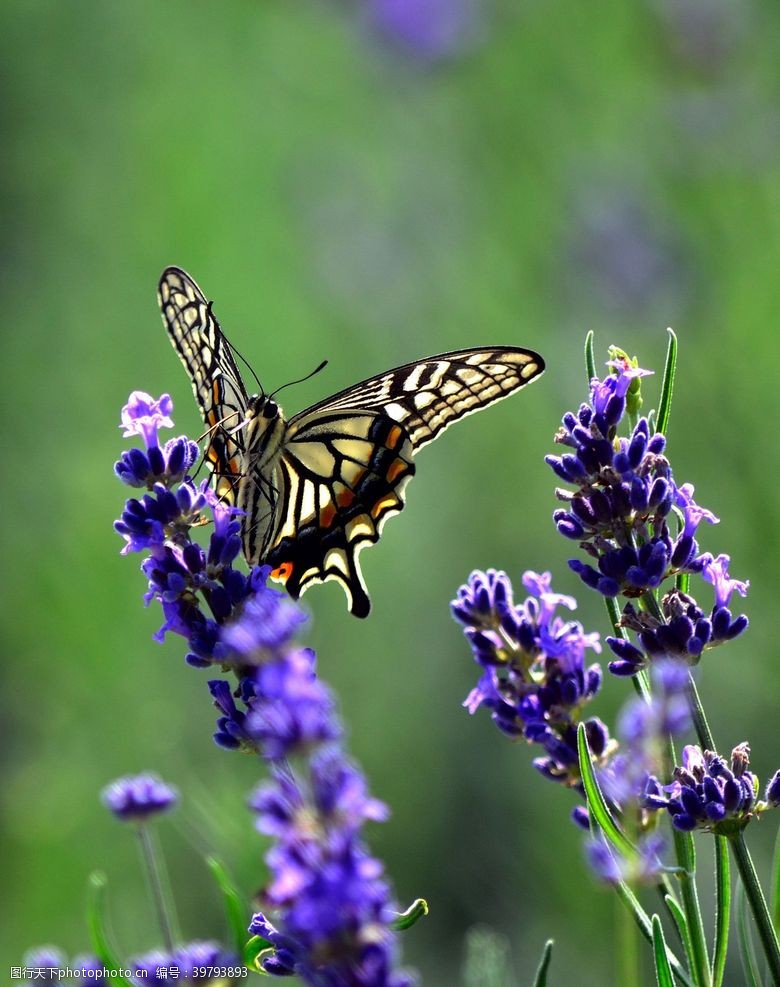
left=3, top=0, right=780, bottom=982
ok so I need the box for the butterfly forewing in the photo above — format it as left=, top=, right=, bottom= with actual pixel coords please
left=158, top=267, right=545, bottom=617
left=158, top=267, right=248, bottom=502
left=296, top=348, right=544, bottom=451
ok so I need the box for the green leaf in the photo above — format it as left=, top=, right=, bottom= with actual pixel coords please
left=712, top=836, right=730, bottom=987
left=652, top=914, right=675, bottom=987
left=584, top=331, right=596, bottom=385
left=613, top=883, right=692, bottom=987
left=391, top=898, right=429, bottom=931
left=577, top=723, right=635, bottom=858
left=532, top=939, right=554, bottom=987
left=771, top=823, right=780, bottom=946
left=243, top=936, right=272, bottom=975
left=656, top=328, right=677, bottom=436
left=664, top=894, right=694, bottom=979
left=206, top=856, right=249, bottom=958
left=86, top=872, right=134, bottom=987
left=735, top=880, right=762, bottom=987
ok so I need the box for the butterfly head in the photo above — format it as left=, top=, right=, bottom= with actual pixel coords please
left=247, top=394, right=281, bottom=422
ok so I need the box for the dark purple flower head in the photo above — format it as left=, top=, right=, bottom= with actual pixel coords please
left=650, top=742, right=760, bottom=834
left=454, top=570, right=609, bottom=802
left=101, top=773, right=178, bottom=822
left=548, top=360, right=716, bottom=603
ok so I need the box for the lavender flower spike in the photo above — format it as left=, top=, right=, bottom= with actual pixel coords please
left=101, top=773, right=178, bottom=821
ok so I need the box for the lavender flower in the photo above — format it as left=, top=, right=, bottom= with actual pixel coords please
left=452, top=569, right=611, bottom=814
left=22, top=948, right=66, bottom=983
left=131, top=942, right=240, bottom=985
left=586, top=832, right=667, bottom=885
left=366, top=0, right=482, bottom=62
left=643, top=742, right=780, bottom=835
left=548, top=354, right=748, bottom=676
left=101, top=773, right=178, bottom=821
left=114, top=393, right=414, bottom=984
left=216, top=604, right=410, bottom=985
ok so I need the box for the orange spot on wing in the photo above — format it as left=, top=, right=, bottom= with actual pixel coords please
left=271, top=561, right=294, bottom=582
left=370, top=494, right=398, bottom=520
left=337, top=489, right=355, bottom=508
left=321, top=503, right=336, bottom=528
left=386, top=458, right=407, bottom=483
left=386, top=425, right=403, bottom=450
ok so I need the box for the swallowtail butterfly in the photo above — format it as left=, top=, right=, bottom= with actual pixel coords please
left=158, top=266, right=545, bottom=617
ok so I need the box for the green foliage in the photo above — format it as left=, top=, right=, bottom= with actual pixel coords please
left=4, top=1, right=780, bottom=983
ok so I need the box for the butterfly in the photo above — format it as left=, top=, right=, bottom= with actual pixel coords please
left=158, top=266, right=545, bottom=617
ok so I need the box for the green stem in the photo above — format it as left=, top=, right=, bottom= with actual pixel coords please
left=684, top=674, right=715, bottom=752
left=729, top=831, right=780, bottom=983
left=711, top=836, right=730, bottom=987
left=617, top=892, right=640, bottom=986
left=672, top=827, right=712, bottom=987
left=137, top=823, right=178, bottom=953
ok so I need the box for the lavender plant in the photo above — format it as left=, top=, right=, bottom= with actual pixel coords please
left=20, top=391, right=420, bottom=986
left=453, top=335, right=780, bottom=985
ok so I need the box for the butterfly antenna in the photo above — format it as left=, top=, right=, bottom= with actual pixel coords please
left=207, top=300, right=265, bottom=396
left=269, top=359, right=329, bottom=401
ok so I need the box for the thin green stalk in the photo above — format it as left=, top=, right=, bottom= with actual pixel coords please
left=712, top=837, right=730, bottom=987
left=617, top=890, right=641, bottom=986
left=137, top=823, right=178, bottom=953
left=584, top=331, right=596, bottom=384
left=684, top=674, right=715, bottom=752
left=672, top=827, right=712, bottom=987
left=729, top=831, right=780, bottom=983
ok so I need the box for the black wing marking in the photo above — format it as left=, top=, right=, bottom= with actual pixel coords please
left=158, top=266, right=249, bottom=502
left=290, top=347, right=545, bottom=451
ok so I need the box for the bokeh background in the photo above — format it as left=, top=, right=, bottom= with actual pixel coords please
left=3, top=1, right=780, bottom=983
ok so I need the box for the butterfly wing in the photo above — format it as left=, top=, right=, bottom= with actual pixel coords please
left=158, top=267, right=249, bottom=502
left=260, top=347, right=545, bottom=616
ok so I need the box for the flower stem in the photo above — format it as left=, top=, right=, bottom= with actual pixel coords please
left=684, top=674, right=715, bottom=752
left=729, top=830, right=780, bottom=983
left=137, top=823, right=178, bottom=953
left=672, top=827, right=712, bottom=987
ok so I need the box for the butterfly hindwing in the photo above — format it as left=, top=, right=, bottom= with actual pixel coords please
left=158, top=267, right=248, bottom=502
left=258, top=412, right=415, bottom=618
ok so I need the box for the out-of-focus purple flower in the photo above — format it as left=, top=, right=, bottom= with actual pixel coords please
left=567, top=189, right=687, bottom=316
left=765, top=770, right=780, bottom=807
left=586, top=832, right=667, bottom=885
left=600, top=661, right=690, bottom=808
left=73, top=956, right=108, bottom=987
left=101, top=773, right=178, bottom=821
left=453, top=569, right=609, bottom=807
left=366, top=0, right=482, bottom=62
left=651, top=0, right=749, bottom=74
left=130, top=942, right=240, bottom=985
left=22, top=948, right=66, bottom=983
left=244, top=644, right=411, bottom=985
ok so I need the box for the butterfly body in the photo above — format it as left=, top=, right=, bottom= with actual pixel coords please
left=159, top=266, right=544, bottom=617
